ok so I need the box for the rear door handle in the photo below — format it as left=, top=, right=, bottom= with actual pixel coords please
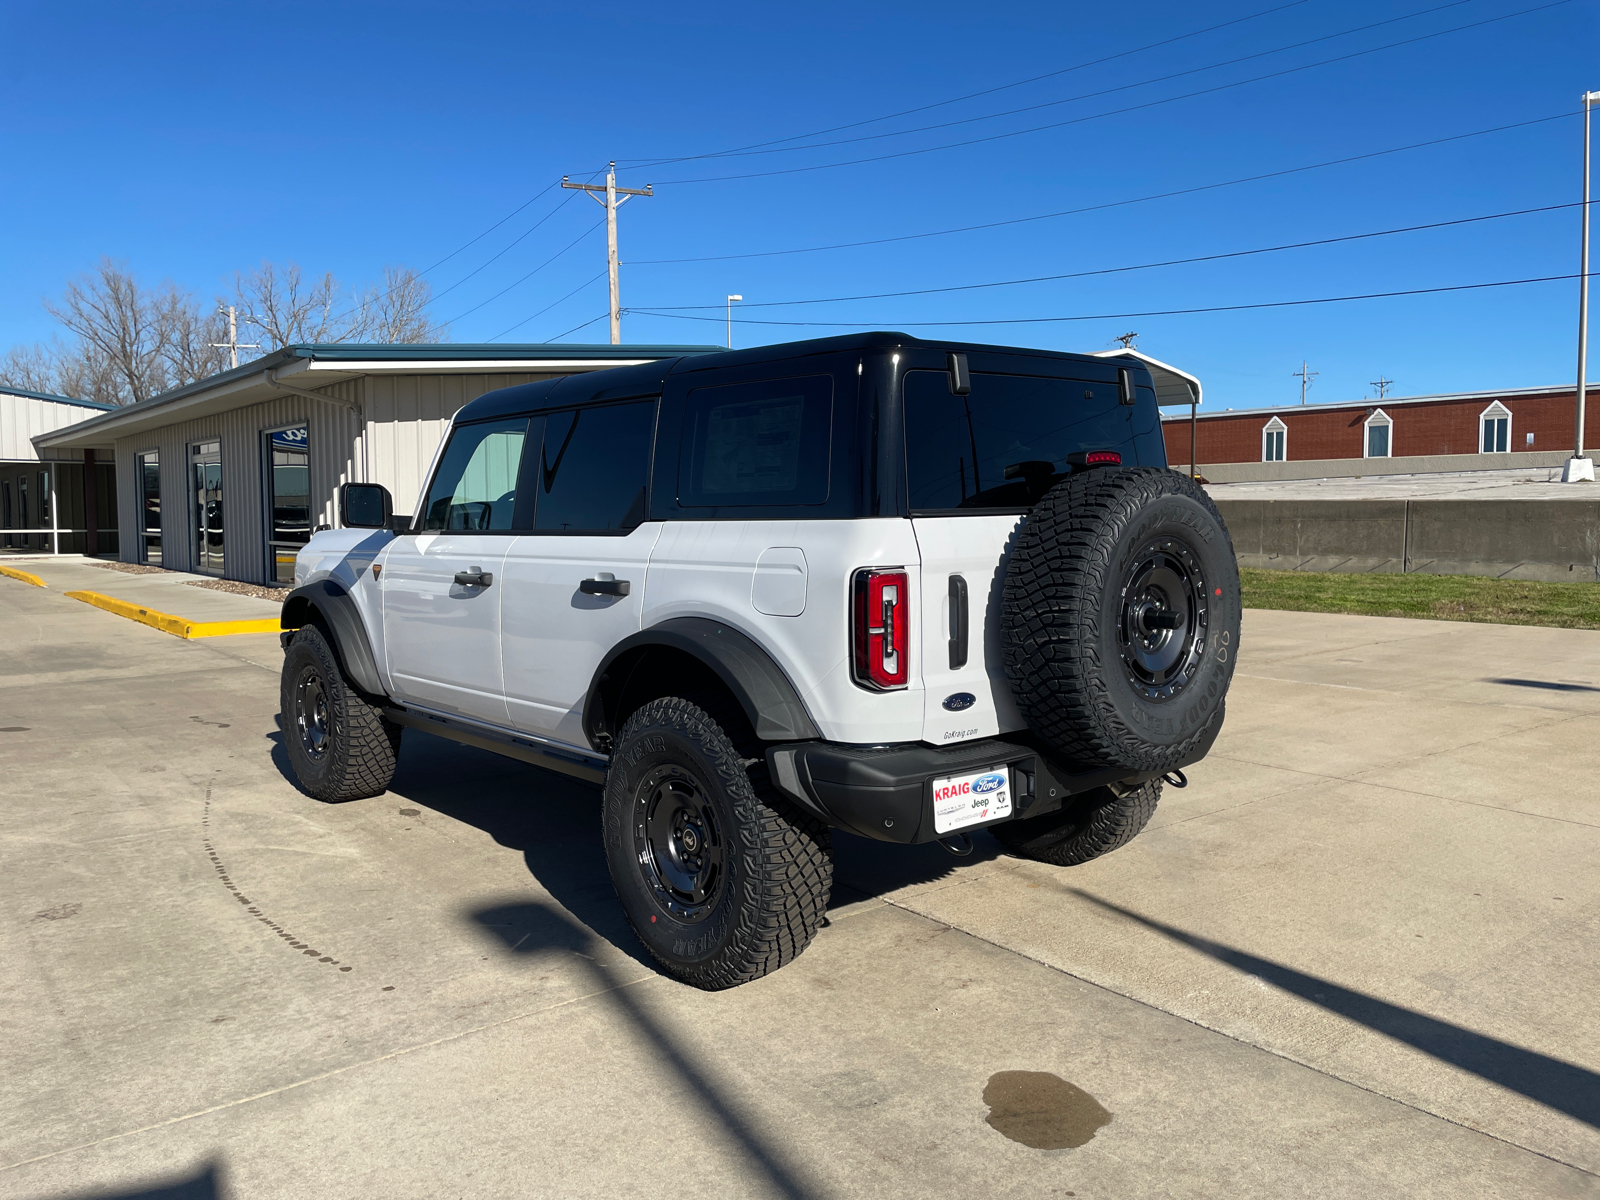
left=453, top=568, right=494, bottom=588
left=580, top=578, right=631, bottom=596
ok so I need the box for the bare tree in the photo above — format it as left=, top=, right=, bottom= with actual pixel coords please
left=348, top=265, right=449, bottom=344
left=3, top=257, right=448, bottom=405
left=43, top=259, right=183, bottom=405
left=233, top=262, right=349, bottom=349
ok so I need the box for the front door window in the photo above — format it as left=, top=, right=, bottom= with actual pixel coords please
left=266, top=426, right=310, bottom=584
left=191, top=442, right=223, bottom=575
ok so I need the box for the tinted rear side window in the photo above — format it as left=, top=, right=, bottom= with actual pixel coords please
left=531, top=400, right=656, bottom=532
left=903, top=370, right=1134, bottom=511
left=678, top=375, right=832, bottom=507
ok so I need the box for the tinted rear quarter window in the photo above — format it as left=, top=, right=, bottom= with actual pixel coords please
left=678, top=375, right=832, bottom=507
left=904, top=371, right=1135, bottom=511
left=531, top=400, right=656, bottom=532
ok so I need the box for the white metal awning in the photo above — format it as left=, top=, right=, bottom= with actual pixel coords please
left=1087, top=348, right=1202, bottom=409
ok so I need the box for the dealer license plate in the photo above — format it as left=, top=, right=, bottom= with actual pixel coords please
left=931, top=766, right=1013, bottom=835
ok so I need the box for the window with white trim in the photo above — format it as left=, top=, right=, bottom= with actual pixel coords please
left=1364, top=408, right=1392, bottom=458
left=1262, top=417, right=1287, bottom=462
left=1479, top=401, right=1511, bottom=453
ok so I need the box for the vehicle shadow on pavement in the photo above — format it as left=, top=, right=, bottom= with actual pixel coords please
left=1071, top=889, right=1600, bottom=1130
left=377, top=728, right=1010, bottom=944
left=467, top=898, right=821, bottom=1200
left=38, top=1161, right=220, bottom=1199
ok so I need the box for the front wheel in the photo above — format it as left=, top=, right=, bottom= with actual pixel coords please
left=602, top=697, right=833, bottom=989
left=279, top=625, right=401, bottom=802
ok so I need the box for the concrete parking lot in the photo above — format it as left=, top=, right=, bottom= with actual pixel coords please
left=1, top=568, right=1597, bottom=1198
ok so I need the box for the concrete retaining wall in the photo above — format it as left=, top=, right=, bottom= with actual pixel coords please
left=1214, top=499, right=1600, bottom=582
left=1196, top=450, right=1572, bottom=485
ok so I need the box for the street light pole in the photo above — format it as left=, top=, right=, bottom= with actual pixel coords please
left=1565, top=90, right=1600, bottom=483
left=726, top=295, right=743, bottom=349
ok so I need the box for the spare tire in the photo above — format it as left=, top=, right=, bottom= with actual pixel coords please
left=1001, top=466, right=1239, bottom=773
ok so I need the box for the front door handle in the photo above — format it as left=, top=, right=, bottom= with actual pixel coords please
left=453, top=567, right=494, bottom=588
left=579, top=578, right=631, bottom=596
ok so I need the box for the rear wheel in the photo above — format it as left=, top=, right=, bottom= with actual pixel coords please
left=992, top=780, right=1161, bottom=866
left=279, top=625, right=401, bottom=802
left=602, top=697, right=832, bottom=989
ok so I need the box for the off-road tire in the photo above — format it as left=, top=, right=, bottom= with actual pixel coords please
left=279, top=625, right=401, bottom=802
left=603, top=697, right=833, bottom=990
left=1002, top=466, right=1239, bottom=773
left=992, top=779, right=1161, bottom=866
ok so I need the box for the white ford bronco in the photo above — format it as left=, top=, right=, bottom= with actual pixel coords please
left=279, top=333, right=1239, bottom=989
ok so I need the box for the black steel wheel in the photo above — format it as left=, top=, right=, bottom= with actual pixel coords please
left=634, top=764, right=726, bottom=923
left=1002, top=467, right=1239, bottom=773
left=279, top=625, right=401, bottom=803
left=1118, top=537, right=1208, bottom=703
left=603, top=696, right=832, bottom=990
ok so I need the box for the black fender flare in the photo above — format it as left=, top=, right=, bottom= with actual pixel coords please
left=584, top=617, right=821, bottom=751
left=280, top=579, right=386, bottom=699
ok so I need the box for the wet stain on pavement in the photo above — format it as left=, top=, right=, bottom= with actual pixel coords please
left=34, top=902, right=81, bottom=921
left=190, top=715, right=231, bottom=729
left=983, top=1071, right=1112, bottom=1149
left=202, top=789, right=353, bottom=972
left=0, top=726, right=30, bottom=732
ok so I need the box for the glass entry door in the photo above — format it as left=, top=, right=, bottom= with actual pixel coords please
left=191, top=441, right=223, bottom=576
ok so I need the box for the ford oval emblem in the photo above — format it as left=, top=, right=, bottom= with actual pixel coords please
left=972, top=772, right=1006, bottom=794
left=942, top=692, right=976, bottom=712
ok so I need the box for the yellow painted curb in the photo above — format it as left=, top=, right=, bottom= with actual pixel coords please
left=63, top=590, right=282, bottom=639
left=0, top=564, right=46, bottom=587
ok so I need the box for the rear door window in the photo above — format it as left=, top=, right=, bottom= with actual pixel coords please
left=903, top=370, right=1134, bottom=511
left=422, top=418, right=529, bottom=531
left=678, top=375, right=832, bottom=507
left=530, top=400, right=656, bottom=533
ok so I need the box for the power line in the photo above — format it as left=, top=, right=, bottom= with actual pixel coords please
left=627, top=113, right=1573, bottom=265
left=441, top=218, right=606, bottom=324
left=548, top=312, right=612, bottom=342
left=651, top=0, right=1573, bottom=185
left=427, top=185, right=591, bottom=306
left=629, top=273, right=1581, bottom=328
left=490, top=271, right=607, bottom=341
left=615, top=0, right=1317, bottom=169
left=561, top=163, right=655, bottom=344
left=639, top=202, right=1581, bottom=311
left=631, top=0, right=1480, bottom=169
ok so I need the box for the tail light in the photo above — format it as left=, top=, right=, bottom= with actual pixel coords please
left=1066, top=449, right=1122, bottom=468
left=852, top=568, right=909, bottom=691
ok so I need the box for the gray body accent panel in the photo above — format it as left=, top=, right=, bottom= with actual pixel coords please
left=585, top=616, right=823, bottom=749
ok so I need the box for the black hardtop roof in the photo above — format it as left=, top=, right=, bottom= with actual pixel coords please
left=454, top=332, right=1135, bottom=422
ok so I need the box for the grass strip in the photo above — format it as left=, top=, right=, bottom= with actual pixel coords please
left=1240, top=568, right=1600, bottom=630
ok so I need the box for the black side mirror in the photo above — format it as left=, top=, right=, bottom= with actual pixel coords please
left=340, top=482, right=393, bottom=530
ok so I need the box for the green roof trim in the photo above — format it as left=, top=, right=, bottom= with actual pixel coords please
left=0, top=385, right=116, bottom=410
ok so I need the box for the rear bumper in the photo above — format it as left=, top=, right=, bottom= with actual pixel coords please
left=764, top=737, right=1144, bottom=844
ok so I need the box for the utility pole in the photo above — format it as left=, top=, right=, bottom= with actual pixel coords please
left=1565, top=91, right=1600, bottom=482
left=726, top=295, right=743, bottom=349
left=210, top=305, right=259, bottom=370
left=563, top=163, right=653, bottom=345
left=1292, top=360, right=1319, bottom=405
left=1369, top=376, right=1392, bottom=401
left=1114, top=331, right=1139, bottom=349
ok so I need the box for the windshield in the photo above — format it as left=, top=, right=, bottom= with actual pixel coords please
left=903, top=370, right=1137, bottom=511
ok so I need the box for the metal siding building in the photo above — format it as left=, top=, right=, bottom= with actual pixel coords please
left=2, top=388, right=117, bottom=554
left=34, top=344, right=719, bottom=585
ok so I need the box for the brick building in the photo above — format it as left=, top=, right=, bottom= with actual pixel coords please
left=1161, top=384, right=1593, bottom=472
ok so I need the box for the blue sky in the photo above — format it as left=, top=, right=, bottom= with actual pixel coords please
left=1, top=0, right=1596, bottom=410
